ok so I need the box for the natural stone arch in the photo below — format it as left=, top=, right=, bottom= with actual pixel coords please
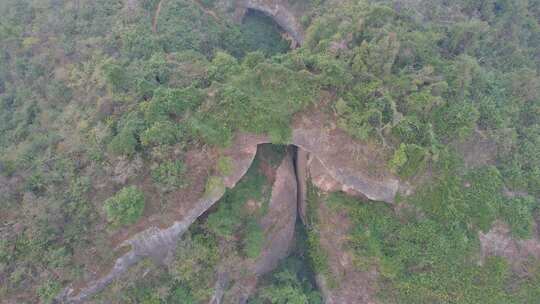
left=236, top=0, right=305, bottom=46
left=58, top=112, right=401, bottom=303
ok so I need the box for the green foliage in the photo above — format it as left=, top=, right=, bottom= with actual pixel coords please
left=208, top=51, right=240, bottom=83
left=204, top=176, right=225, bottom=197
left=389, top=143, right=428, bottom=178
left=151, top=160, right=187, bottom=190
left=217, top=156, right=233, bottom=176
left=329, top=189, right=537, bottom=304
left=241, top=10, right=290, bottom=56
left=140, top=121, right=181, bottom=147
left=37, top=279, right=60, bottom=304
left=203, top=60, right=318, bottom=144
left=243, top=219, right=265, bottom=258
left=102, top=59, right=129, bottom=93
left=103, top=186, right=145, bottom=226
left=250, top=257, right=322, bottom=304
left=108, top=111, right=147, bottom=157
left=206, top=162, right=266, bottom=237
left=155, top=0, right=245, bottom=57
left=170, top=231, right=219, bottom=302
left=167, top=284, right=195, bottom=304
left=433, top=101, right=479, bottom=140
left=412, top=165, right=510, bottom=233
left=306, top=231, right=328, bottom=275
left=305, top=182, right=330, bottom=279
left=1, top=0, right=540, bottom=301
left=188, top=115, right=233, bottom=147
left=499, top=196, right=538, bottom=239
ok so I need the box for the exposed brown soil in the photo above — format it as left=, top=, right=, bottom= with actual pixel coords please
left=151, top=0, right=163, bottom=33
left=479, top=221, right=540, bottom=276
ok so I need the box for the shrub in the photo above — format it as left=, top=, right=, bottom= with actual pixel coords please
left=103, top=186, right=145, bottom=226
left=37, top=279, right=60, bottom=304
left=389, top=143, right=427, bottom=178
left=108, top=130, right=138, bottom=157
left=208, top=51, right=239, bottom=82
left=188, top=116, right=233, bottom=147
left=217, top=156, right=233, bottom=176
left=240, top=11, right=290, bottom=56
left=204, top=176, right=225, bottom=197
left=171, top=232, right=219, bottom=302
left=499, top=196, right=537, bottom=239
left=140, top=121, right=181, bottom=146
left=151, top=160, right=187, bottom=190
left=206, top=205, right=237, bottom=238
left=254, top=268, right=319, bottom=304
left=433, top=101, right=479, bottom=140
left=168, top=284, right=195, bottom=304
left=243, top=219, right=264, bottom=258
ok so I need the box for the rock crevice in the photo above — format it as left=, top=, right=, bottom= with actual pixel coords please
left=59, top=111, right=401, bottom=302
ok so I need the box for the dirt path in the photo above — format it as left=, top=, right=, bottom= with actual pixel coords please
left=152, top=0, right=163, bottom=33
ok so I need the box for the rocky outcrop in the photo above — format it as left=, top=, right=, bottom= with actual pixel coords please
left=220, top=150, right=298, bottom=303
left=479, top=221, right=540, bottom=275
left=58, top=136, right=260, bottom=303
left=238, top=0, right=305, bottom=45
left=58, top=110, right=401, bottom=302
left=292, top=112, right=400, bottom=203
left=255, top=150, right=297, bottom=274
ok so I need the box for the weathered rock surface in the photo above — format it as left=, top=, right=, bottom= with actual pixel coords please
left=291, top=112, right=400, bottom=203
left=58, top=135, right=260, bottom=303
left=479, top=221, right=540, bottom=275
left=59, top=110, right=400, bottom=302
left=255, top=150, right=298, bottom=274
left=221, top=150, right=298, bottom=304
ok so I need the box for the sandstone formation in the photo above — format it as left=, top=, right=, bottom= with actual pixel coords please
left=219, top=149, right=298, bottom=304
left=254, top=149, right=298, bottom=275
left=59, top=110, right=401, bottom=302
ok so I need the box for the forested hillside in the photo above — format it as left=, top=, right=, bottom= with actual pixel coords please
left=0, top=0, right=539, bottom=303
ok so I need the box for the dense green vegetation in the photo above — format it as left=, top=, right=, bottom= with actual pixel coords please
left=241, top=10, right=291, bottom=56
left=0, top=0, right=538, bottom=302
left=249, top=258, right=322, bottom=304
left=326, top=164, right=539, bottom=303
left=249, top=223, right=322, bottom=304
left=103, top=186, right=146, bottom=226
left=207, top=145, right=282, bottom=258
left=151, top=159, right=187, bottom=191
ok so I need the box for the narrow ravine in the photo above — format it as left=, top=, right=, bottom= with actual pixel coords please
left=58, top=111, right=401, bottom=302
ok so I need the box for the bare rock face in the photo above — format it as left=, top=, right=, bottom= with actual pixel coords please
left=309, top=154, right=367, bottom=199
left=221, top=150, right=298, bottom=304
left=292, top=112, right=400, bottom=203
left=479, top=221, right=540, bottom=275
left=255, top=150, right=298, bottom=274
left=58, top=135, right=260, bottom=303
left=59, top=110, right=401, bottom=302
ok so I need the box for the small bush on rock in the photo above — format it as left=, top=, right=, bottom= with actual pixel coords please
left=104, top=186, right=145, bottom=226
